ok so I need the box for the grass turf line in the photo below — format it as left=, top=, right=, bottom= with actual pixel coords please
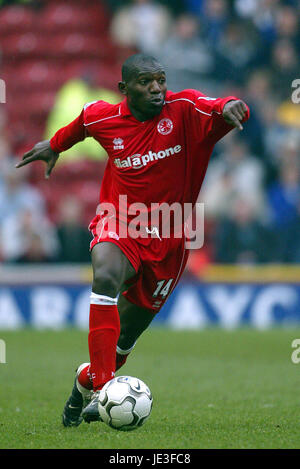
left=0, top=328, right=299, bottom=449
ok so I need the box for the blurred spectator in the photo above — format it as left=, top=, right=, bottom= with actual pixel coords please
left=241, top=69, right=273, bottom=155
left=200, top=135, right=266, bottom=220
left=157, top=14, right=216, bottom=92
left=45, top=76, right=121, bottom=162
left=234, top=0, right=279, bottom=44
left=0, top=209, right=58, bottom=263
left=202, top=0, right=230, bottom=44
left=285, top=203, right=300, bottom=263
left=56, top=196, right=92, bottom=263
left=110, top=0, right=173, bottom=54
left=0, top=162, right=45, bottom=224
left=267, top=160, right=300, bottom=261
left=270, top=39, right=299, bottom=100
left=268, top=160, right=300, bottom=229
left=276, top=99, right=300, bottom=131
left=274, top=4, right=300, bottom=46
left=0, top=159, right=58, bottom=262
left=214, top=20, right=262, bottom=85
left=213, top=196, right=272, bottom=264
left=182, top=0, right=231, bottom=43
left=259, top=100, right=289, bottom=168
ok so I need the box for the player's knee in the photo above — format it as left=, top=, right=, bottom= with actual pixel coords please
left=92, top=267, right=120, bottom=298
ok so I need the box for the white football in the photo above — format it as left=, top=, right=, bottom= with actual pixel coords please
left=98, top=376, right=153, bottom=431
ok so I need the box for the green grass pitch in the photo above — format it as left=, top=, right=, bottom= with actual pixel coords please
left=0, top=327, right=300, bottom=449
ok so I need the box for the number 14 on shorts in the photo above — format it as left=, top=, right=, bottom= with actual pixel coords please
left=152, top=279, right=174, bottom=309
left=153, top=279, right=174, bottom=298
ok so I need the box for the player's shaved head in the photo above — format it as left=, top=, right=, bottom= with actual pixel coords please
left=122, top=54, right=164, bottom=83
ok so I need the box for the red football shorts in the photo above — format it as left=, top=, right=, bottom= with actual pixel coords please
left=89, top=214, right=189, bottom=313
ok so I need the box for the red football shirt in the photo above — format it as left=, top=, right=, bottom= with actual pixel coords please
left=50, top=89, right=249, bottom=228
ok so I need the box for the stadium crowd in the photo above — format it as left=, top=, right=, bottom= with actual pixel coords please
left=0, top=0, right=299, bottom=266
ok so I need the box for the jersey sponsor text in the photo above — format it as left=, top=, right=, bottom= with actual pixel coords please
left=114, top=144, right=182, bottom=170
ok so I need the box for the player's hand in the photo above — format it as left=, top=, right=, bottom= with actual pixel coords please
left=15, top=140, right=59, bottom=179
left=222, top=100, right=248, bottom=131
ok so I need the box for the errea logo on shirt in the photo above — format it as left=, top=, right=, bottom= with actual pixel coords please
left=113, top=138, right=124, bottom=150
left=114, top=145, right=182, bottom=170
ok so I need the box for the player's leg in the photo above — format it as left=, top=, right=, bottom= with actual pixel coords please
left=62, top=241, right=136, bottom=427
left=80, top=295, right=156, bottom=424
left=115, top=236, right=189, bottom=371
left=116, top=294, right=156, bottom=371
left=74, top=297, right=155, bottom=393
left=88, top=242, right=136, bottom=389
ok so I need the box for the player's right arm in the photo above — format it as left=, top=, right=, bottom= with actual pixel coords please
left=15, top=109, right=86, bottom=179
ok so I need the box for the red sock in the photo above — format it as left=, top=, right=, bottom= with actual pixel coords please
left=77, top=351, right=129, bottom=391
left=77, top=364, right=93, bottom=390
left=88, top=302, right=120, bottom=391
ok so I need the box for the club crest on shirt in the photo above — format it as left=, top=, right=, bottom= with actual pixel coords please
left=157, top=118, right=173, bottom=135
left=113, top=137, right=124, bottom=150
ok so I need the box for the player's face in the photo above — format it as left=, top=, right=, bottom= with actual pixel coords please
left=121, top=64, right=167, bottom=120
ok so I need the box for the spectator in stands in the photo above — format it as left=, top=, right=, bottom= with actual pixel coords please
left=259, top=100, right=289, bottom=169
left=267, top=158, right=300, bottom=262
left=0, top=208, right=59, bottom=263
left=185, top=0, right=229, bottom=43
left=285, top=202, right=300, bottom=263
left=214, top=19, right=263, bottom=85
left=0, top=161, right=45, bottom=224
left=242, top=69, right=272, bottom=156
left=234, top=0, right=278, bottom=45
left=200, top=135, right=266, bottom=221
left=56, top=195, right=92, bottom=263
left=45, top=74, right=120, bottom=162
left=274, top=4, right=300, bottom=47
left=270, top=38, right=299, bottom=100
left=213, top=195, right=272, bottom=264
left=267, top=159, right=300, bottom=232
left=201, top=0, right=230, bottom=44
left=110, top=0, right=173, bottom=54
left=0, top=159, right=58, bottom=262
left=156, top=14, right=216, bottom=92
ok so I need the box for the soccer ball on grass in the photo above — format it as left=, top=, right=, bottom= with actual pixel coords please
left=98, top=376, right=153, bottom=431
